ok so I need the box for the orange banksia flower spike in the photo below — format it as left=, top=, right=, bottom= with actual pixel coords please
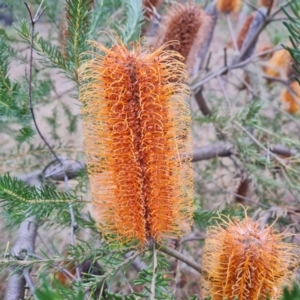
left=216, top=0, right=242, bottom=13
left=281, top=81, right=300, bottom=114
left=79, top=38, right=194, bottom=246
left=201, top=215, right=299, bottom=300
left=155, top=2, right=213, bottom=76
left=264, top=48, right=291, bottom=79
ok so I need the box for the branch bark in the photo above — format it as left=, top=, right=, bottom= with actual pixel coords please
left=192, top=142, right=233, bottom=162
left=192, top=142, right=297, bottom=162
left=158, top=245, right=202, bottom=274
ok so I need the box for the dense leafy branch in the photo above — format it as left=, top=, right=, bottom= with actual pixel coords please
left=0, top=174, right=82, bottom=224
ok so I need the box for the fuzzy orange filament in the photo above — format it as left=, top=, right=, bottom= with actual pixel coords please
left=202, top=216, right=298, bottom=300
left=79, top=39, right=194, bottom=246
left=216, top=0, right=242, bottom=13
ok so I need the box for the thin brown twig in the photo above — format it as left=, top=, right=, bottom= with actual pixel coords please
left=24, top=1, right=61, bottom=165
left=158, top=245, right=202, bottom=274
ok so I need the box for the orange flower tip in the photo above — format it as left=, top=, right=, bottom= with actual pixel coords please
left=216, top=0, right=242, bottom=13
left=281, top=81, right=300, bottom=114
left=79, top=38, right=194, bottom=246
left=202, top=216, right=299, bottom=300
left=259, top=0, right=276, bottom=8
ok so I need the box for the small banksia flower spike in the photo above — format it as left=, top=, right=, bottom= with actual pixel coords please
left=238, top=7, right=267, bottom=62
left=235, top=14, right=254, bottom=50
left=202, top=215, right=299, bottom=300
left=216, top=0, right=242, bottom=14
left=155, top=2, right=213, bottom=76
left=79, top=38, right=194, bottom=246
left=281, top=81, right=300, bottom=114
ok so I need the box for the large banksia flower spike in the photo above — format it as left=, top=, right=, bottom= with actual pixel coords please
left=155, top=2, right=214, bottom=76
left=202, top=214, right=299, bottom=300
left=79, top=38, right=194, bottom=247
left=216, top=0, right=242, bottom=14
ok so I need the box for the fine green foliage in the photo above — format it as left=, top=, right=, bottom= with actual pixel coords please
left=35, top=278, right=85, bottom=300
left=15, top=19, right=71, bottom=73
left=282, top=284, right=300, bottom=300
left=0, top=174, right=81, bottom=225
left=65, top=0, right=92, bottom=76
left=121, top=0, right=144, bottom=43
left=283, top=1, right=300, bottom=82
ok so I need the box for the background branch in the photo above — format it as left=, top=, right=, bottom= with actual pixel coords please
left=5, top=173, right=40, bottom=300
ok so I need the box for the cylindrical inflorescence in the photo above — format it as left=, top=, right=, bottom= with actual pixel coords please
left=202, top=216, right=298, bottom=300
left=155, top=2, right=213, bottom=76
left=79, top=39, right=194, bottom=246
left=236, top=14, right=254, bottom=50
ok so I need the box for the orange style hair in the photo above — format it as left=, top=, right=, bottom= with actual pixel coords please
left=79, top=38, right=194, bottom=246
left=202, top=215, right=298, bottom=300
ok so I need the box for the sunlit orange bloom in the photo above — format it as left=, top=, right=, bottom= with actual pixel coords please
left=79, top=38, right=194, bottom=246
left=216, top=0, right=242, bottom=13
left=281, top=81, right=300, bottom=114
left=202, top=216, right=298, bottom=300
left=264, top=49, right=291, bottom=79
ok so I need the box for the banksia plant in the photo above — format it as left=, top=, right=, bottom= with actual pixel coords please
left=264, top=48, right=291, bottom=79
left=281, top=81, right=300, bottom=114
left=202, top=215, right=299, bottom=300
left=216, top=0, right=242, bottom=14
left=79, top=38, right=194, bottom=246
left=155, top=2, right=213, bottom=76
